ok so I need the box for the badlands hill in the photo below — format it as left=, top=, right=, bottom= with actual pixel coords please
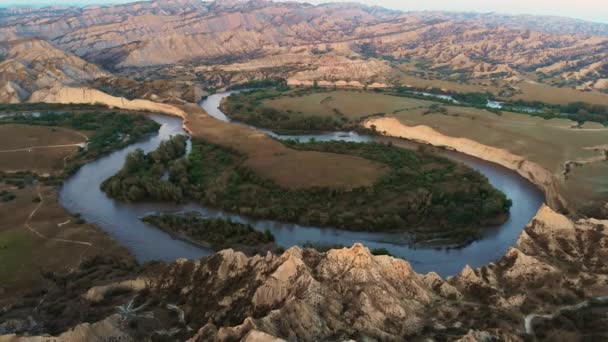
left=0, top=0, right=606, bottom=95
left=0, top=39, right=107, bottom=103
left=3, top=208, right=607, bottom=341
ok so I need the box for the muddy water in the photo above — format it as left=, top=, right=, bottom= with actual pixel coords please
left=59, top=92, right=543, bottom=276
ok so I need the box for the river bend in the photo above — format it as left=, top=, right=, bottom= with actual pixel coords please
left=59, top=91, right=544, bottom=275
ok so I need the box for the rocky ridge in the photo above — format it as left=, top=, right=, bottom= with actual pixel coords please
left=3, top=205, right=606, bottom=341
left=0, top=39, right=108, bottom=103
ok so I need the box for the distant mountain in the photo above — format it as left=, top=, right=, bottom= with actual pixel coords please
left=416, top=12, right=608, bottom=36
left=0, top=38, right=108, bottom=102
left=0, top=0, right=606, bottom=100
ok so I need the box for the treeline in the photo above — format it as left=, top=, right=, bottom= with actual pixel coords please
left=103, top=135, right=512, bottom=244
left=437, top=91, right=608, bottom=125
left=0, top=110, right=161, bottom=174
left=100, top=135, right=187, bottom=202
left=142, top=213, right=274, bottom=250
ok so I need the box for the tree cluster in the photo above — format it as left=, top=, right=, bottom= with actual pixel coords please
left=143, top=213, right=274, bottom=250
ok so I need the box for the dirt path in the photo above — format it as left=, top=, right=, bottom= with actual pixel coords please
left=0, top=143, right=86, bottom=153
left=25, top=185, right=93, bottom=247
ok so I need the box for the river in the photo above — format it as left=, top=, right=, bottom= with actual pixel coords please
left=59, top=91, right=544, bottom=276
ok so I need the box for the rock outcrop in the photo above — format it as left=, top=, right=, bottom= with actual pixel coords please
left=28, top=86, right=187, bottom=119
left=0, top=39, right=108, bottom=102
left=3, top=207, right=607, bottom=341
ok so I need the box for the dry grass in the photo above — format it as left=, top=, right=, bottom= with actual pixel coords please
left=0, top=125, right=90, bottom=174
left=181, top=103, right=389, bottom=189
left=264, top=90, right=434, bottom=120
left=392, top=106, right=607, bottom=173
left=389, top=105, right=608, bottom=211
left=0, top=184, right=130, bottom=304
left=513, top=82, right=608, bottom=106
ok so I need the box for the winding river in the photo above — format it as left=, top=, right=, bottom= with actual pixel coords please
left=59, top=91, right=544, bottom=276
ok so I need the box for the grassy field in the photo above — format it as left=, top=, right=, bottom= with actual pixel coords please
left=264, top=90, right=435, bottom=119
left=387, top=106, right=608, bottom=214
left=390, top=106, right=607, bottom=174
left=0, top=125, right=89, bottom=174
left=394, top=68, right=608, bottom=106
left=513, top=82, right=608, bottom=106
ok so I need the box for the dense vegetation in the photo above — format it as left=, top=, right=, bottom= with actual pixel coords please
left=0, top=110, right=161, bottom=174
left=142, top=213, right=274, bottom=250
left=101, top=135, right=188, bottom=202
left=103, top=135, right=512, bottom=245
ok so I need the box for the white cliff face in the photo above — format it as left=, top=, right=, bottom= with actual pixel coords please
left=28, top=86, right=187, bottom=119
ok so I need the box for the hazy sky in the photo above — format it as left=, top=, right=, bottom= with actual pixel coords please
left=2, top=0, right=607, bottom=23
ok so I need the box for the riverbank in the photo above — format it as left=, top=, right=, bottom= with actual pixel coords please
left=364, top=117, right=568, bottom=213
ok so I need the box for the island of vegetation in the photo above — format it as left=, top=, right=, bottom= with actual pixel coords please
left=101, top=135, right=188, bottom=202
left=102, top=135, right=512, bottom=245
left=142, top=213, right=275, bottom=253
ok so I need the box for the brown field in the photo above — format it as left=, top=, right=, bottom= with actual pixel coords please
left=512, top=82, right=608, bottom=106
left=181, top=103, right=389, bottom=189
left=0, top=184, right=130, bottom=305
left=0, top=125, right=90, bottom=174
left=264, top=90, right=435, bottom=120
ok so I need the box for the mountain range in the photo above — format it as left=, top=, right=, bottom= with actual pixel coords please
left=0, top=0, right=606, bottom=103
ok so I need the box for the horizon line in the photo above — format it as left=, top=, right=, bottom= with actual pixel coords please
left=0, top=0, right=606, bottom=25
